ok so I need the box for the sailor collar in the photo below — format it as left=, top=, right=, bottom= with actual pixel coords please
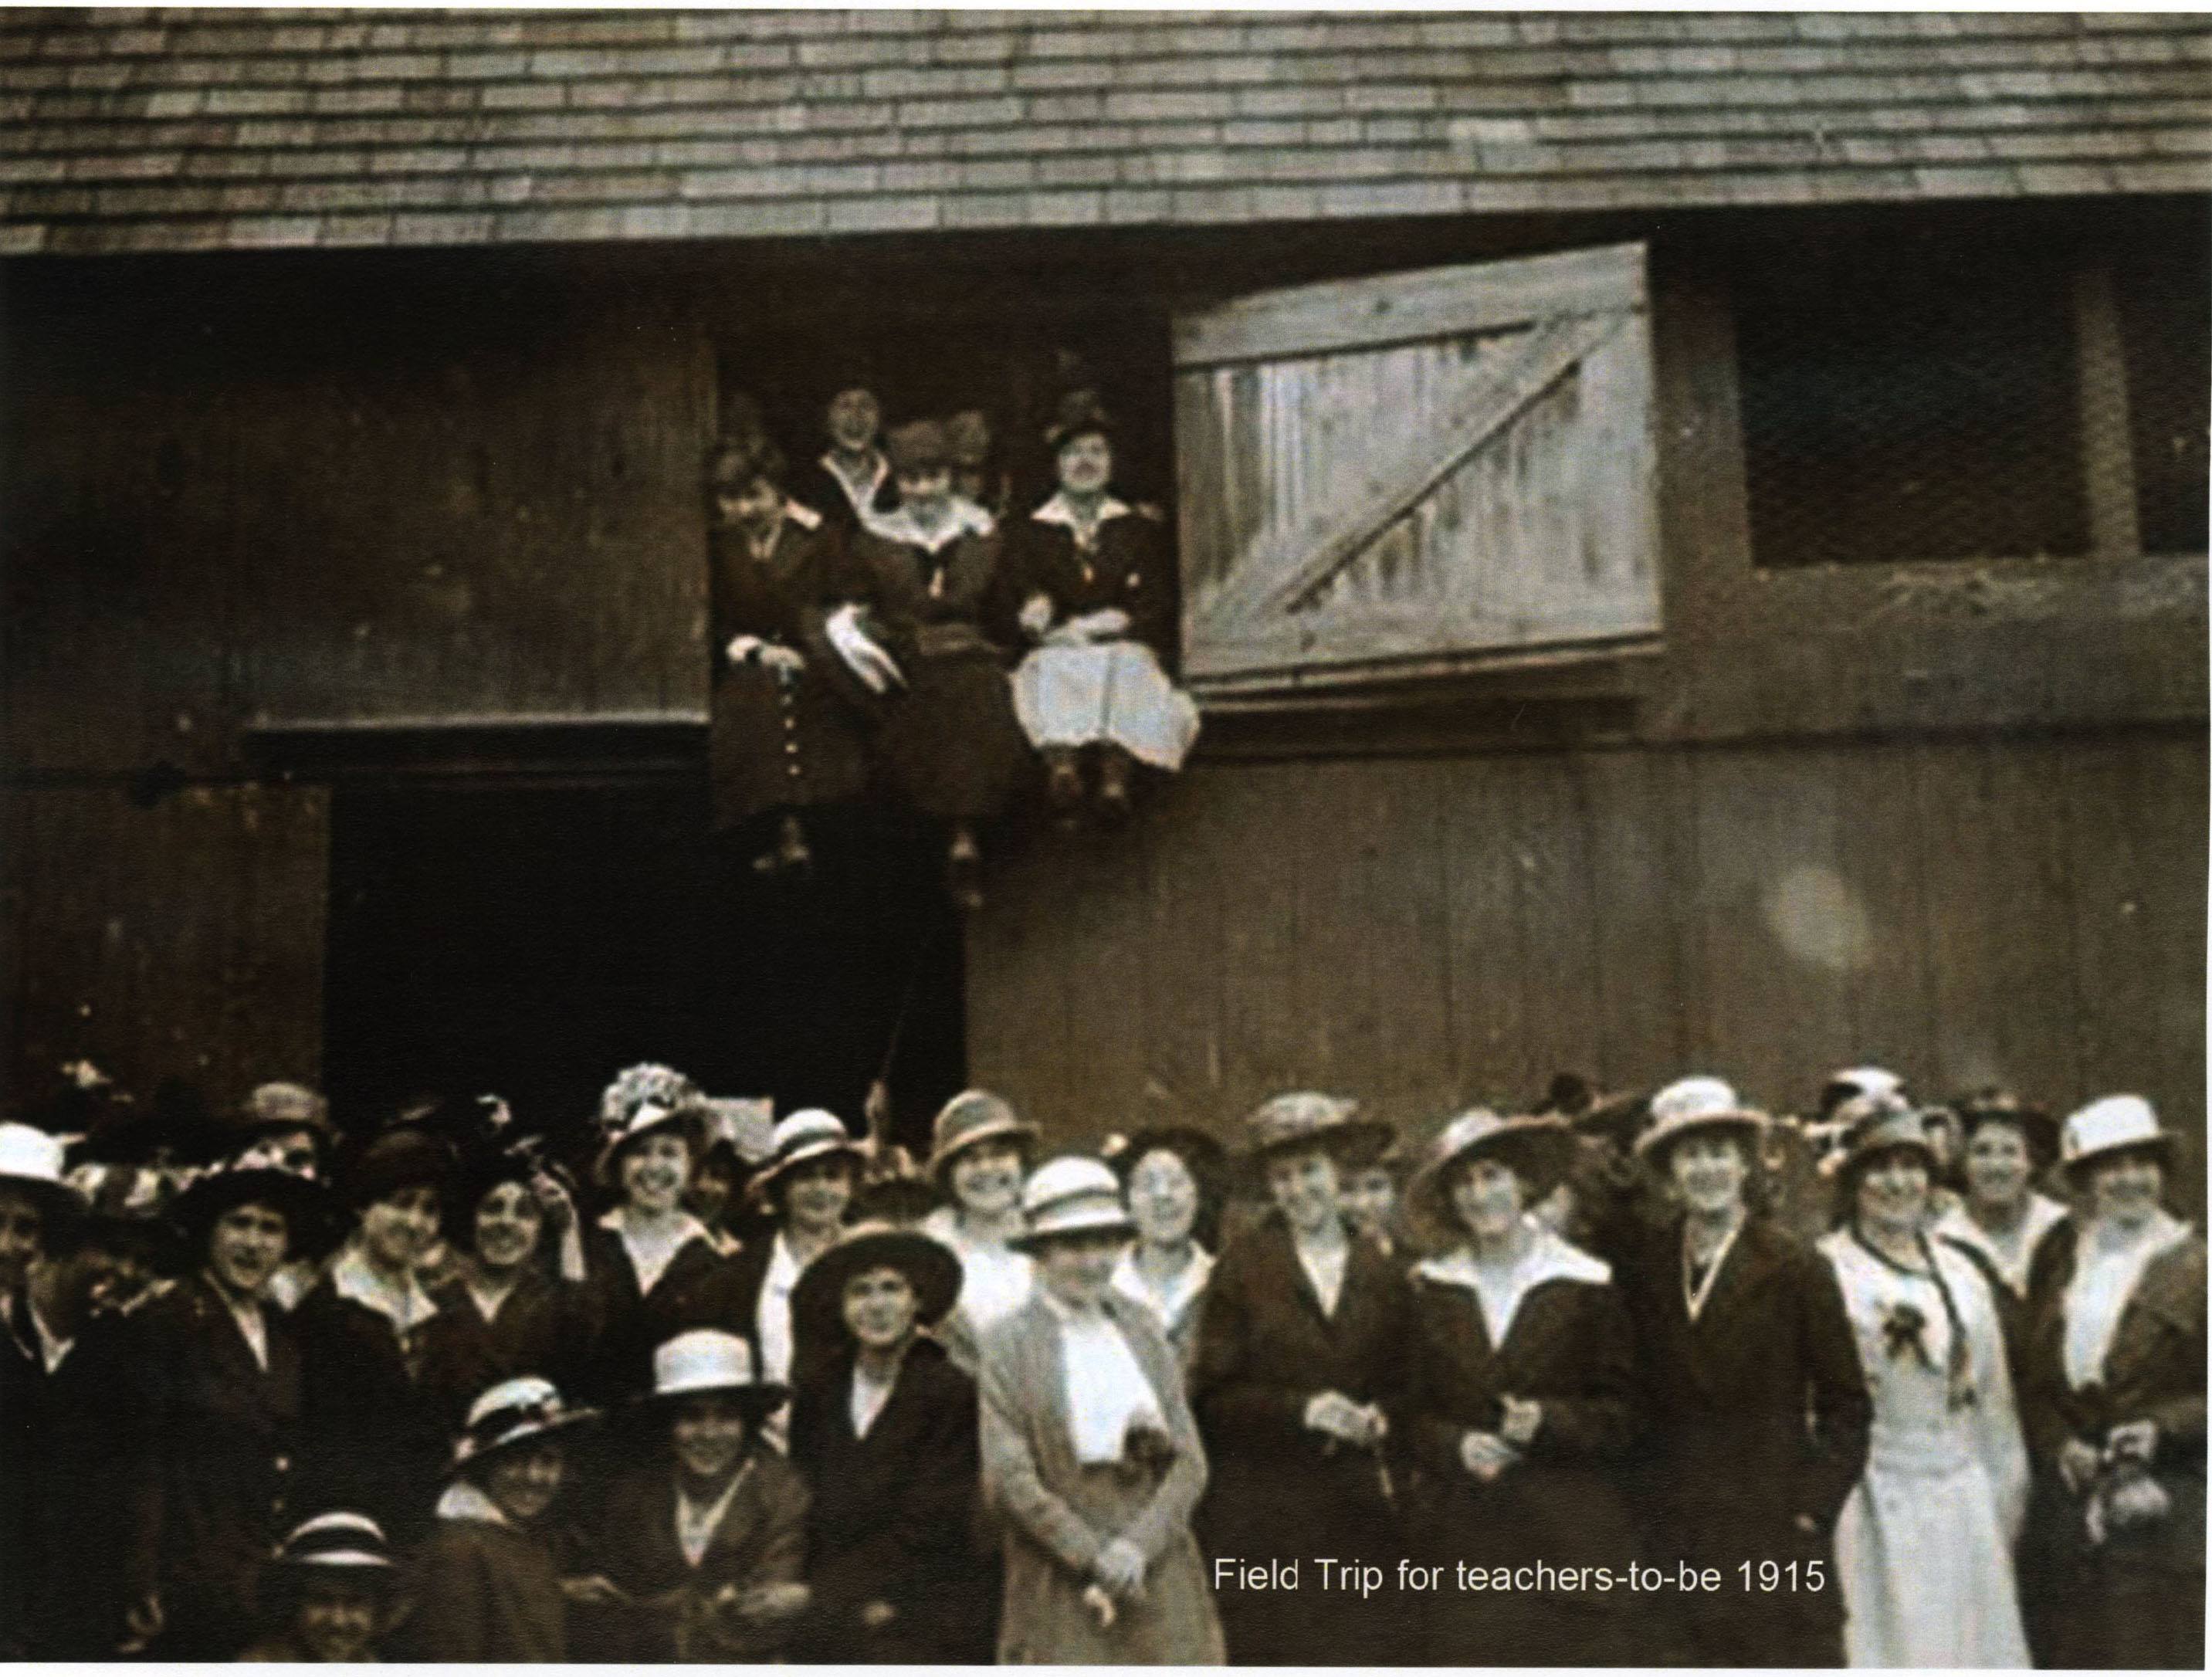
left=866, top=496, right=994, bottom=555
left=1031, top=492, right=1133, bottom=533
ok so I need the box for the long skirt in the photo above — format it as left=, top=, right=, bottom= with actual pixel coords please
left=875, top=649, right=1031, bottom=822
left=1011, top=642, right=1200, bottom=771
left=709, top=661, right=872, bottom=832
left=1835, top=1439, right=2030, bottom=1667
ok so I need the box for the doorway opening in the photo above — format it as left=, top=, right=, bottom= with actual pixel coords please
left=321, top=778, right=965, bottom=1158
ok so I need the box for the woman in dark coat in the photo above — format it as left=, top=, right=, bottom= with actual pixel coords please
left=416, top=1139, right=594, bottom=1432
left=580, top=1076, right=741, bottom=1404
left=789, top=379, right=897, bottom=539
left=1611, top=1076, right=1870, bottom=1667
left=118, top=1150, right=327, bottom=1661
left=706, top=432, right=873, bottom=876
left=2018, top=1095, right=2205, bottom=1670
left=845, top=418, right=1032, bottom=910
left=1192, top=1093, right=1410, bottom=1667
left=1394, top=1107, right=1646, bottom=1667
left=292, top=1123, right=458, bottom=1550
left=788, top=1218, right=994, bottom=1662
left=1931, top=1088, right=2071, bottom=1358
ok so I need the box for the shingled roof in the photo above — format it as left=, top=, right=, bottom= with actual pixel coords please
left=4, top=8, right=2208, bottom=256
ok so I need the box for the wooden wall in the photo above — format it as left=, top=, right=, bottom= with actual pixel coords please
left=969, top=727, right=2208, bottom=1210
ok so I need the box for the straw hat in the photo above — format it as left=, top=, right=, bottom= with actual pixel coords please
left=1634, top=1076, right=1769, bottom=1166
left=1101, top=1123, right=1226, bottom=1182
left=1407, top=1107, right=1577, bottom=1228
left=452, top=1375, right=597, bottom=1468
left=1818, top=1090, right=1939, bottom=1182
left=645, top=1329, right=786, bottom=1418
left=272, top=1509, right=397, bottom=1574
left=2060, top=1094, right=2179, bottom=1177
left=925, top=1089, right=1039, bottom=1187
left=748, top=1109, right=863, bottom=1203
left=235, top=1082, right=337, bottom=1143
left=1241, top=1091, right=1393, bottom=1167
left=0, top=1121, right=85, bottom=1227
left=1817, top=1065, right=1905, bottom=1120
left=1009, top=1156, right=1136, bottom=1252
left=791, top=1219, right=964, bottom=1343
left=593, top=1099, right=700, bottom=1189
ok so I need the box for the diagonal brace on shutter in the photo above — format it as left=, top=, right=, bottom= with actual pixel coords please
left=1194, top=309, right=1630, bottom=635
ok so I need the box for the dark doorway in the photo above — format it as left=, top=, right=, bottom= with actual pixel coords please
left=322, top=779, right=965, bottom=1156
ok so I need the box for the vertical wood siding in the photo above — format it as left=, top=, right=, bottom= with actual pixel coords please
left=967, top=729, right=2207, bottom=1211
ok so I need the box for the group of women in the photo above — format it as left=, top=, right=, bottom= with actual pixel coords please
left=707, top=380, right=1199, bottom=908
left=0, top=1060, right=2199, bottom=1668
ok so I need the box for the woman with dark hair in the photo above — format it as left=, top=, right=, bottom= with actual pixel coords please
left=706, top=430, right=872, bottom=878
left=791, top=378, right=896, bottom=537
left=845, top=418, right=1031, bottom=910
left=980, top=1157, right=1224, bottom=1664
left=117, top=1146, right=327, bottom=1660
left=1394, top=1107, right=1645, bottom=1666
left=1191, top=1093, right=1408, bottom=1666
left=2017, top=1095, right=2204, bottom=1670
left=1932, top=1089, right=2070, bottom=1350
left=1819, top=1091, right=2030, bottom=1667
left=788, top=1219, right=992, bottom=1662
left=1104, top=1123, right=1224, bottom=1371
left=1612, top=1077, right=1868, bottom=1667
left=1006, top=393, right=1197, bottom=825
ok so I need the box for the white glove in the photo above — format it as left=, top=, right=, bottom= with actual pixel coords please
left=759, top=644, right=806, bottom=678
left=1073, top=607, right=1132, bottom=640
left=725, top=633, right=764, bottom=666
left=1017, top=591, right=1055, bottom=641
left=825, top=604, right=906, bottom=695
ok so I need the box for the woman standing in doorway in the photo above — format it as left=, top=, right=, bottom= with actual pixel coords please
left=1819, top=1090, right=2031, bottom=1668
left=1191, top=1093, right=1409, bottom=1667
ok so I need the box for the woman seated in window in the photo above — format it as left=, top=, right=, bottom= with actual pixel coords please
left=706, top=432, right=873, bottom=879
left=845, top=419, right=1032, bottom=910
left=1007, top=393, right=1199, bottom=827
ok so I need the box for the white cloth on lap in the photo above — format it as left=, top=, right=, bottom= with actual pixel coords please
left=1011, top=642, right=1200, bottom=771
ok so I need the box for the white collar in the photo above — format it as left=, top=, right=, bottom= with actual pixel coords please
left=1031, top=492, right=1132, bottom=531
left=1417, top=1221, right=1611, bottom=1345
left=819, top=449, right=888, bottom=510
left=596, top=1205, right=711, bottom=1241
left=27, top=1299, right=71, bottom=1374
left=436, top=1478, right=510, bottom=1526
left=1932, top=1193, right=2068, bottom=1289
left=1682, top=1212, right=1747, bottom=1323
left=766, top=1230, right=804, bottom=1289
left=675, top=1459, right=752, bottom=1567
left=864, top=496, right=994, bottom=554
left=1112, top=1245, right=1212, bottom=1327
left=599, top=1207, right=713, bottom=1296
left=332, top=1244, right=439, bottom=1337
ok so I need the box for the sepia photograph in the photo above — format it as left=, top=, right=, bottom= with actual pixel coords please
left=0, top=3, right=2205, bottom=1666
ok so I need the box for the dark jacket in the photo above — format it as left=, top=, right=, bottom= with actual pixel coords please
left=406, top=1511, right=568, bottom=1663
left=706, top=512, right=874, bottom=830
left=1191, top=1216, right=1410, bottom=1665
left=581, top=1222, right=744, bottom=1404
left=119, top=1274, right=304, bottom=1660
left=1004, top=499, right=1176, bottom=655
left=584, top=1449, right=811, bottom=1662
left=2018, top=1223, right=2206, bottom=1668
left=415, top=1267, right=594, bottom=1435
left=791, top=452, right=895, bottom=540
left=788, top=1336, right=992, bottom=1663
left=291, top=1283, right=449, bottom=1550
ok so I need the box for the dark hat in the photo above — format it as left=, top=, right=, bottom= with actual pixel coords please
left=791, top=1220, right=963, bottom=1346
left=62, top=1160, right=188, bottom=1267
left=1101, top=1123, right=1226, bottom=1183
left=235, top=1081, right=337, bottom=1144
left=642, top=1330, right=787, bottom=1418
left=886, top=418, right=951, bottom=478
left=1949, top=1088, right=2059, bottom=1166
left=1045, top=388, right=1115, bottom=452
left=1408, top=1108, right=1577, bottom=1230
left=451, top=1135, right=572, bottom=1242
left=452, top=1375, right=597, bottom=1469
left=1819, top=1091, right=1940, bottom=1187
left=1241, top=1091, right=1394, bottom=1167
left=340, top=1123, right=459, bottom=1214
left=945, top=409, right=993, bottom=468
left=172, top=1144, right=330, bottom=1252
left=709, top=429, right=788, bottom=493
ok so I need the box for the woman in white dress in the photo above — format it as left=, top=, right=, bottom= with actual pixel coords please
left=1104, top=1125, right=1224, bottom=1371
left=1817, top=1090, right=2031, bottom=1668
left=918, top=1090, right=1038, bottom=1374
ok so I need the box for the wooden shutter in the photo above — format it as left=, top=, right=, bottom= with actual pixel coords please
left=1173, top=242, right=1661, bottom=698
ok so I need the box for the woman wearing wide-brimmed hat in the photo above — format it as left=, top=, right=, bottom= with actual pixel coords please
left=845, top=418, right=1033, bottom=909
left=1391, top=1106, right=1645, bottom=1665
left=1817, top=1090, right=2031, bottom=1667
left=405, top=1374, right=598, bottom=1662
left=919, top=1089, right=1040, bottom=1373
left=416, top=1137, right=594, bottom=1433
left=239, top=1510, right=402, bottom=1662
left=113, top=1143, right=330, bottom=1660
left=721, top=1108, right=864, bottom=1442
left=1103, top=1123, right=1225, bottom=1370
left=978, top=1156, right=1225, bottom=1664
left=1609, top=1077, right=1868, bottom=1666
left=293, top=1120, right=461, bottom=1549
left=2016, top=1094, right=2204, bottom=1669
left=580, top=1069, right=737, bottom=1403
left=1931, top=1089, right=2070, bottom=1340
left=1191, top=1092, right=1408, bottom=1666
left=788, top=1218, right=993, bottom=1662
left=574, top=1330, right=813, bottom=1662
left=1004, top=391, right=1198, bottom=827
left=705, top=429, right=875, bottom=878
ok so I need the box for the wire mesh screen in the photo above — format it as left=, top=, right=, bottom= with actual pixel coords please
left=1735, top=244, right=2089, bottom=567
left=2117, top=250, right=2212, bottom=557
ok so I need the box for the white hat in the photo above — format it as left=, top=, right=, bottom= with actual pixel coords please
left=1011, top=1156, right=1133, bottom=1250
left=2061, top=1094, right=2178, bottom=1174
left=649, top=1328, right=786, bottom=1411
left=1820, top=1065, right=1904, bottom=1116
left=453, top=1375, right=595, bottom=1466
left=750, top=1109, right=862, bottom=1198
left=274, top=1510, right=396, bottom=1571
left=1407, top=1107, right=1577, bottom=1230
left=1636, top=1076, right=1769, bottom=1162
left=0, top=1123, right=80, bottom=1220
left=592, top=1099, right=697, bottom=1187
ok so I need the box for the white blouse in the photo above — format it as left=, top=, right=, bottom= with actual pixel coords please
left=1415, top=1218, right=1612, bottom=1347
left=1044, top=1294, right=1163, bottom=1467
left=1111, top=1245, right=1213, bottom=1337
left=2063, top=1210, right=2191, bottom=1391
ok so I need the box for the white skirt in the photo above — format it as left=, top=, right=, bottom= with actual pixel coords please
left=1011, top=642, right=1201, bottom=771
left=1835, top=1432, right=2031, bottom=1669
